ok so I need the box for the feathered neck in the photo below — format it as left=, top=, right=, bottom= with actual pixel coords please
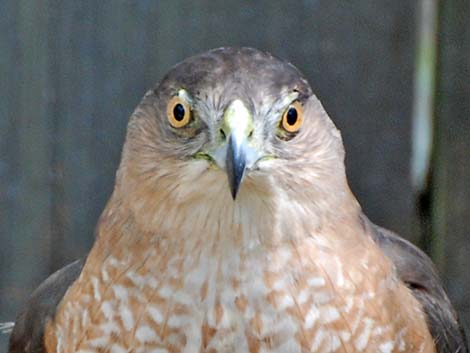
left=94, top=156, right=363, bottom=262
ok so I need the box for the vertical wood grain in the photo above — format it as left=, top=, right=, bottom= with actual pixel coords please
left=0, top=2, right=19, bottom=349
left=432, top=0, right=470, bottom=329
left=0, top=0, right=53, bottom=321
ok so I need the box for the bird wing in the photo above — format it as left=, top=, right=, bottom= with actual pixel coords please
left=8, top=259, right=84, bottom=353
left=364, top=216, right=468, bottom=353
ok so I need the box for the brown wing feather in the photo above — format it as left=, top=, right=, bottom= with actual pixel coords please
left=8, top=259, right=84, bottom=353
left=364, top=216, right=468, bottom=353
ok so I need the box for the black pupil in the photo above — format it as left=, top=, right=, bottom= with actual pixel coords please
left=173, top=103, right=186, bottom=121
left=286, top=107, right=298, bottom=126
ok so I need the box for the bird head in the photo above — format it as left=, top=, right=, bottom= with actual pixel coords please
left=115, top=48, right=352, bottom=233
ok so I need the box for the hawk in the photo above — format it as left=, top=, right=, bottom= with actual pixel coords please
left=8, top=47, right=467, bottom=353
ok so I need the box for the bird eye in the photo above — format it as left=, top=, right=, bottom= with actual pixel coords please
left=281, top=101, right=303, bottom=133
left=167, top=96, right=192, bottom=128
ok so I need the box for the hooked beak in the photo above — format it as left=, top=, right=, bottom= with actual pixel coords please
left=212, top=99, right=260, bottom=200
left=226, top=130, right=247, bottom=199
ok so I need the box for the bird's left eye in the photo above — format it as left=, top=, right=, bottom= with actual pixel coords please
left=281, top=101, right=303, bottom=133
left=167, top=96, right=192, bottom=128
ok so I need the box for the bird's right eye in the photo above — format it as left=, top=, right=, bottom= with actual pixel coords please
left=167, top=96, right=192, bottom=128
left=281, top=101, right=303, bottom=133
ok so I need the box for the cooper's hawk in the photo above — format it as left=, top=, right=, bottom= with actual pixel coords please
left=8, top=47, right=467, bottom=353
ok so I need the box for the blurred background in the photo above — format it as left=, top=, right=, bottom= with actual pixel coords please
left=0, top=0, right=469, bottom=350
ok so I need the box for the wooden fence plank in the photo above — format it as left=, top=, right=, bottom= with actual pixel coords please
left=432, top=0, right=470, bottom=330
left=0, top=2, right=19, bottom=351
left=0, top=0, right=53, bottom=323
left=411, top=0, right=438, bottom=195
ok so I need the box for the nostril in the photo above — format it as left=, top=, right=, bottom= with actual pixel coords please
left=220, top=129, right=227, bottom=140
left=248, top=130, right=254, bottom=139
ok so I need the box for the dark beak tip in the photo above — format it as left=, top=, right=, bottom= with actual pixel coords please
left=228, top=170, right=242, bottom=200
left=226, top=134, right=246, bottom=201
left=230, top=189, right=238, bottom=200
left=230, top=183, right=240, bottom=200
